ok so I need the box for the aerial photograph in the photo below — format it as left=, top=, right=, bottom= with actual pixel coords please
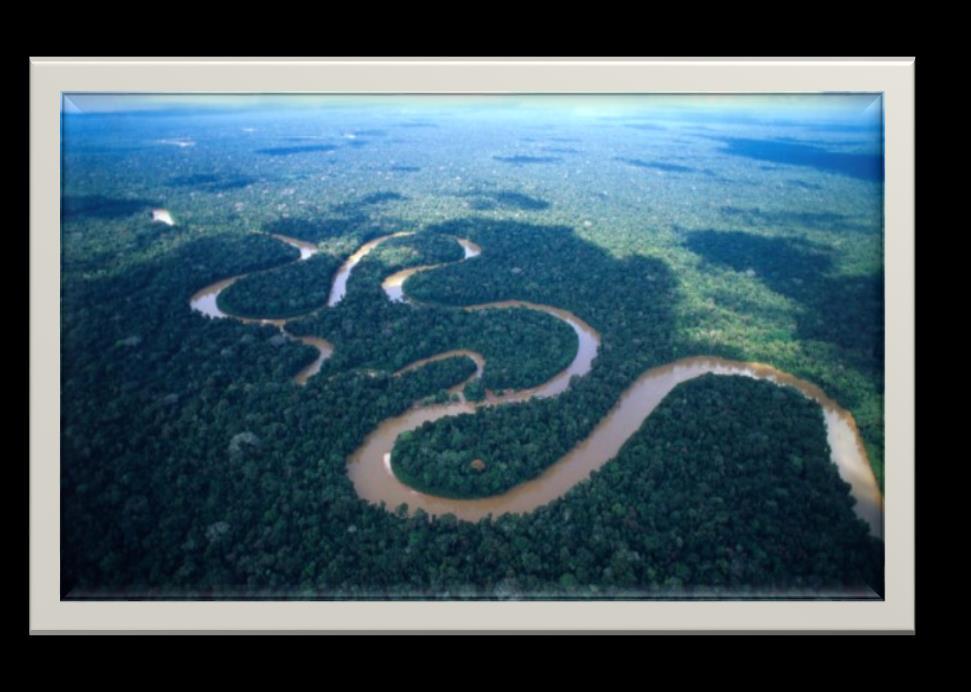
left=59, top=93, right=885, bottom=600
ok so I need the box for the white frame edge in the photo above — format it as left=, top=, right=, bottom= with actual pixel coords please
left=30, top=57, right=915, bottom=633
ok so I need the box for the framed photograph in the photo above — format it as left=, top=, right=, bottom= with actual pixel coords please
left=30, top=57, right=915, bottom=633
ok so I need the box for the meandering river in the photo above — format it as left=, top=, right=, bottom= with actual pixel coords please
left=188, top=230, right=884, bottom=538
left=189, top=233, right=335, bottom=385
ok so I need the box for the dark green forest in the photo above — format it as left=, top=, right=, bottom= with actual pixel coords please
left=385, top=219, right=883, bottom=501
left=60, top=105, right=885, bottom=599
left=284, top=232, right=579, bottom=392
left=218, top=253, right=343, bottom=319
left=61, top=217, right=883, bottom=598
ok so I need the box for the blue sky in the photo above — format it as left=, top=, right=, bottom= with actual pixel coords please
left=62, top=93, right=883, bottom=126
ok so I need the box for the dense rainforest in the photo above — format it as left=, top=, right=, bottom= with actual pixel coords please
left=60, top=219, right=882, bottom=597
left=218, top=252, right=343, bottom=319
left=284, top=232, right=579, bottom=392
left=394, top=219, right=884, bottom=497
left=59, top=103, right=885, bottom=599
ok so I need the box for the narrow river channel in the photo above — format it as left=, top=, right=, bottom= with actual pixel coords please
left=188, top=230, right=884, bottom=538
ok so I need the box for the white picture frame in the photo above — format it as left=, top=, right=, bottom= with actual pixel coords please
left=30, top=57, right=915, bottom=633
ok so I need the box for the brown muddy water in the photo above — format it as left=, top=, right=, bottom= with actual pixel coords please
left=394, top=349, right=486, bottom=396
left=188, top=231, right=883, bottom=538
left=328, top=231, right=414, bottom=306
left=189, top=233, right=333, bottom=385
left=382, top=237, right=481, bottom=302
left=349, top=351, right=883, bottom=538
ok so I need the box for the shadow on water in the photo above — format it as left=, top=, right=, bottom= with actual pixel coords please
left=715, top=137, right=884, bottom=182
left=786, top=180, right=823, bottom=191
left=493, top=155, right=562, bottom=166
left=62, top=195, right=162, bottom=221
left=348, top=129, right=388, bottom=137
left=256, top=144, right=338, bottom=156
left=683, top=230, right=884, bottom=377
left=463, top=190, right=551, bottom=211
left=615, top=157, right=695, bottom=174
left=719, top=206, right=875, bottom=234
left=166, top=174, right=258, bottom=192
left=623, top=123, right=668, bottom=131
left=332, top=191, right=407, bottom=215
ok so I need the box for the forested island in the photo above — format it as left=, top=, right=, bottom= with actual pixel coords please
left=59, top=95, right=886, bottom=599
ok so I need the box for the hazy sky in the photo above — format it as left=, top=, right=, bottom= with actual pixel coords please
left=62, top=93, right=883, bottom=125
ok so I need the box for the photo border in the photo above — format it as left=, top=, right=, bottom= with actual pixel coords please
left=30, top=57, right=915, bottom=633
